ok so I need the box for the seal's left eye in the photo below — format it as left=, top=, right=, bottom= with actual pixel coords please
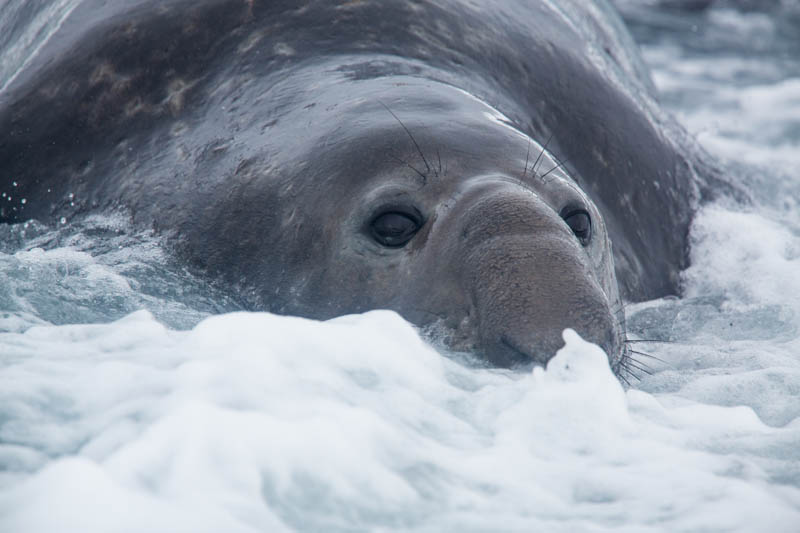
left=370, top=211, right=421, bottom=247
left=562, top=209, right=592, bottom=245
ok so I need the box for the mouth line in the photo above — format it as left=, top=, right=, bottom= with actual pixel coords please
left=499, top=335, right=541, bottom=367
left=500, top=330, right=624, bottom=372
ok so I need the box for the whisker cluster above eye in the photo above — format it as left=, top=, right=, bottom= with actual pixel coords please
left=521, top=132, right=554, bottom=181
left=379, top=101, right=437, bottom=182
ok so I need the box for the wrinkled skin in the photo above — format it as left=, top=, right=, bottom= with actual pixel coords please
left=0, top=0, right=727, bottom=370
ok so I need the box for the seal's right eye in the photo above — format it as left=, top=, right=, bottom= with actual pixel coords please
left=561, top=208, right=592, bottom=246
left=370, top=211, right=421, bottom=247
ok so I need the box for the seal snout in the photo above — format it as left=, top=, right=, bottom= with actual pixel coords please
left=452, top=181, right=623, bottom=368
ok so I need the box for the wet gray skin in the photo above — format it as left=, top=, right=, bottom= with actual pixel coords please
left=245, top=80, right=624, bottom=368
left=0, top=0, right=733, bottom=371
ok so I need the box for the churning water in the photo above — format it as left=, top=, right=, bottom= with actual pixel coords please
left=1, top=1, right=799, bottom=531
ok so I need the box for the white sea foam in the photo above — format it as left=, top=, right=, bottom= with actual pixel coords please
left=1, top=311, right=798, bottom=532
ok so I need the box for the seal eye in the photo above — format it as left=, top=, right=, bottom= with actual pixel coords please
left=370, top=211, right=421, bottom=247
left=562, top=209, right=592, bottom=245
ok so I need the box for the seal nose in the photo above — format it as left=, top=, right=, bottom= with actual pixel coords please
left=457, top=184, right=620, bottom=367
left=467, top=235, right=620, bottom=366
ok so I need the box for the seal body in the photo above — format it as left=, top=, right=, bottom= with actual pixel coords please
left=0, top=0, right=721, bottom=368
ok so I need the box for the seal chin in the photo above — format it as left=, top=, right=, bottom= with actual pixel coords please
left=488, top=311, right=625, bottom=370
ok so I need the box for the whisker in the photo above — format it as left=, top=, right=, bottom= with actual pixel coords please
left=619, top=353, right=641, bottom=373
left=629, top=349, right=669, bottom=365
left=522, top=138, right=531, bottom=180
left=540, top=156, right=568, bottom=182
left=531, top=132, right=553, bottom=176
left=387, top=152, right=427, bottom=182
left=625, top=358, right=654, bottom=375
left=379, top=101, right=431, bottom=181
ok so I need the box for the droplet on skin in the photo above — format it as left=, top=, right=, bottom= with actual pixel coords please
left=60, top=217, right=67, bottom=224
left=21, top=198, right=26, bottom=204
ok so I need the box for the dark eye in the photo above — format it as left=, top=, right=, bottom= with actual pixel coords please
left=562, top=208, right=592, bottom=245
left=370, top=211, right=421, bottom=247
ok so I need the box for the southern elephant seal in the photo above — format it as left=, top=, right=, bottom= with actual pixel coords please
left=0, top=0, right=723, bottom=372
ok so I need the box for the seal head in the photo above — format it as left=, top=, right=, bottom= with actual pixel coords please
left=174, top=77, right=625, bottom=367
